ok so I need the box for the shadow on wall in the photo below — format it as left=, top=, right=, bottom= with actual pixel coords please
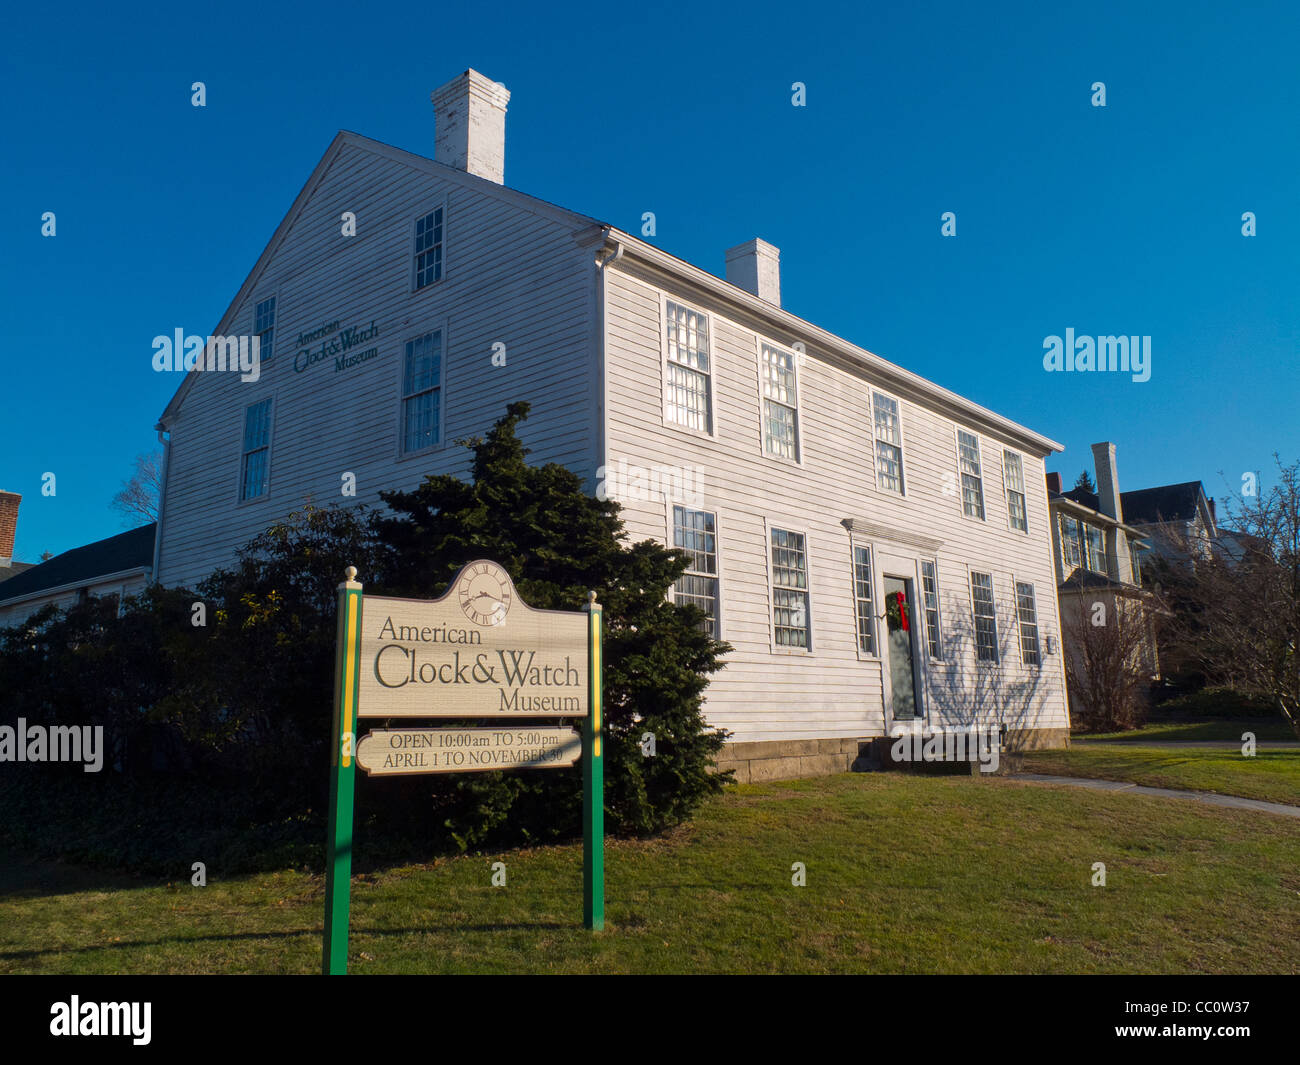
left=919, top=594, right=1054, bottom=737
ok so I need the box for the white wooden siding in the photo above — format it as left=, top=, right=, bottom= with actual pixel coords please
left=157, top=141, right=598, bottom=589
left=602, top=264, right=1068, bottom=744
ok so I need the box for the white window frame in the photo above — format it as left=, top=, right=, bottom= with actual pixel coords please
left=1003, top=449, right=1028, bottom=533
left=661, top=297, right=716, bottom=438
left=398, top=326, right=446, bottom=456
left=757, top=339, right=802, bottom=464
left=765, top=519, right=813, bottom=654
left=955, top=428, right=987, bottom=521
left=1083, top=522, right=1106, bottom=574
left=411, top=202, right=448, bottom=292
left=237, top=397, right=274, bottom=504
left=849, top=539, right=878, bottom=659
left=1060, top=513, right=1082, bottom=571
left=919, top=559, right=942, bottom=661
left=1014, top=578, right=1041, bottom=666
left=969, top=569, right=1000, bottom=665
left=252, top=291, right=278, bottom=364
left=870, top=388, right=907, bottom=496
left=667, top=502, right=722, bottom=639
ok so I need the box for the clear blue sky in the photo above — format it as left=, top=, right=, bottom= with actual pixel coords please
left=3, top=0, right=1296, bottom=562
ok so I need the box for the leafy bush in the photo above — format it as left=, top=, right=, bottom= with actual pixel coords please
left=1155, top=686, right=1278, bottom=718
left=0, top=404, right=731, bottom=875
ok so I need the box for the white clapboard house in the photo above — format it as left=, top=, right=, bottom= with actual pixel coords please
left=152, top=70, right=1070, bottom=780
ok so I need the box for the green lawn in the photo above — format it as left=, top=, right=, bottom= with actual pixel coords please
left=1075, top=717, right=1297, bottom=743
left=1021, top=744, right=1300, bottom=808
left=3, top=773, right=1298, bottom=974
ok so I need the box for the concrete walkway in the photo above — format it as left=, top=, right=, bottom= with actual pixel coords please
left=1011, top=773, right=1300, bottom=820
left=1073, top=739, right=1300, bottom=749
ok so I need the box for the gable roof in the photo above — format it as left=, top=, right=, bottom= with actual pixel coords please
left=157, top=131, right=603, bottom=427
left=0, top=525, right=156, bottom=605
left=156, top=130, right=1062, bottom=457
left=1120, top=482, right=1206, bottom=524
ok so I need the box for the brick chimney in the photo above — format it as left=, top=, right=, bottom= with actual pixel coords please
left=431, top=70, right=510, bottom=184
left=0, top=491, right=19, bottom=566
left=1045, top=472, right=1062, bottom=495
left=725, top=238, right=781, bottom=306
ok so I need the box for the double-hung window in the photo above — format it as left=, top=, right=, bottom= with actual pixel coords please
left=402, top=331, right=442, bottom=452
left=873, top=392, right=904, bottom=493
left=1084, top=523, right=1106, bottom=574
left=971, top=571, right=999, bottom=663
left=851, top=544, right=876, bottom=654
left=672, top=505, right=719, bottom=637
left=240, top=399, right=272, bottom=501
left=1004, top=450, right=1027, bottom=532
left=253, top=296, right=276, bottom=363
left=1015, top=581, right=1041, bottom=665
left=414, top=208, right=444, bottom=288
left=958, top=430, right=986, bottom=519
left=1060, top=514, right=1082, bottom=570
left=665, top=302, right=712, bottom=433
left=920, top=560, right=942, bottom=660
left=761, top=343, right=799, bottom=460
left=771, top=528, right=810, bottom=649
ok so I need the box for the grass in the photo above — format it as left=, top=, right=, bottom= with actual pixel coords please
left=2, top=772, right=1298, bottom=974
left=1021, top=744, right=1300, bottom=808
left=1075, top=716, right=1297, bottom=743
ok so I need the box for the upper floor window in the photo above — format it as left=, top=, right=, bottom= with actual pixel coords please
left=1130, top=544, right=1142, bottom=585
left=1060, top=514, right=1082, bottom=570
left=672, top=505, right=719, bottom=637
left=872, top=392, right=905, bottom=494
left=970, top=571, right=999, bottom=663
left=760, top=343, right=799, bottom=460
left=240, top=398, right=272, bottom=501
left=770, top=527, right=810, bottom=649
left=920, top=560, right=942, bottom=660
left=253, top=296, right=276, bottom=362
left=402, top=331, right=442, bottom=452
left=852, top=544, right=877, bottom=655
left=1004, top=450, right=1027, bottom=532
left=414, top=208, right=444, bottom=289
left=665, top=301, right=712, bottom=433
left=1015, top=581, right=1041, bottom=665
left=957, top=430, right=986, bottom=519
left=1084, top=523, right=1106, bottom=573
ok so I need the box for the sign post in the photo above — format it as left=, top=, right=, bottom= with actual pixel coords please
left=322, top=561, right=605, bottom=973
left=323, top=566, right=363, bottom=976
left=583, top=591, right=604, bottom=931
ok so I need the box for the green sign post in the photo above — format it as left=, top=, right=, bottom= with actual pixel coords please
left=321, top=562, right=604, bottom=975
left=583, top=591, right=604, bottom=931
left=323, top=567, right=363, bottom=976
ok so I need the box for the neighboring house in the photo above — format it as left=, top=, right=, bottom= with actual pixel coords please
left=137, top=69, right=1072, bottom=777
left=1047, top=443, right=1162, bottom=720
left=0, top=524, right=156, bottom=629
left=1119, top=481, right=1218, bottom=564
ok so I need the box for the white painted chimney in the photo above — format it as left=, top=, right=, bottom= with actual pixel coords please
left=725, top=238, right=781, bottom=306
left=431, top=69, right=510, bottom=184
left=1091, top=441, right=1133, bottom=582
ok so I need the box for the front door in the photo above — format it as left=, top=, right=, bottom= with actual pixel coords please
left=884, top=575, right=919, bottom=721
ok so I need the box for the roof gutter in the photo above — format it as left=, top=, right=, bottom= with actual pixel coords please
left=592, top=227, right=1064, bottom=457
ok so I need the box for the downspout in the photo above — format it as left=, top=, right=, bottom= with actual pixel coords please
left=151, top=423, right=170, bottom=586
left=594, top=237, right=623, bottom=497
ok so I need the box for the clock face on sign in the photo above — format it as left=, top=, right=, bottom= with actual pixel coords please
left=456, top=562, right=513, bottom=626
